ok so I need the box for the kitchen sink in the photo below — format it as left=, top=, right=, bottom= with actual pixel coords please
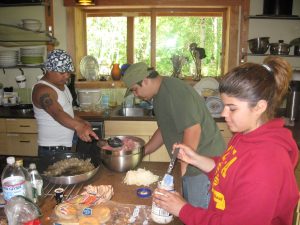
left=117, top=107, right=154, bottom=117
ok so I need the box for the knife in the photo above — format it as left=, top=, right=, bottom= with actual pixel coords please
left=161, top=147, right=180, bottom=187
left=166, top=147, right=180, bottom=175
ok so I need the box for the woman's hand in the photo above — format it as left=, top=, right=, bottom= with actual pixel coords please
left=173, top=143, right=216, bottom=172
left=153, top=188, right=187, bottom=217
left=173, top=143, right=198, bottom=166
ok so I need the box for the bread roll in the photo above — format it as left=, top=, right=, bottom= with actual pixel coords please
left=55, top=203, right=78, bottom=220
left=79, top=216, right=99, bottom=225
left=92, top=206, right=111, bottom=223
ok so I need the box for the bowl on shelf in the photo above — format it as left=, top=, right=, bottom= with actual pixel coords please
left=22, top=19, right=42, bottom=32
left=270, top=40, right=290, bottom=55
left=248, top=37, right=270, bottom=54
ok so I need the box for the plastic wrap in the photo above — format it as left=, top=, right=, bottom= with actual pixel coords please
left=4, top=196, right=41, bottom=225
left=52, top=200, right=151, bottom=225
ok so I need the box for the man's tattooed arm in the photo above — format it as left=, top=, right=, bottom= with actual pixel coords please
left=39, top=93, right=53, bottom=109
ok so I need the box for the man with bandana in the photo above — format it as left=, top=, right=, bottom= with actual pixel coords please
left=32, top=49, right=98, bottom=158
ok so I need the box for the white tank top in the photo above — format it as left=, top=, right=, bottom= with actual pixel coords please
left=32, top=80, right=74, bottom=147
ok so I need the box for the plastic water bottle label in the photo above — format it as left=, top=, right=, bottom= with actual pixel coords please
left=2, top=176, right=26, bottom=201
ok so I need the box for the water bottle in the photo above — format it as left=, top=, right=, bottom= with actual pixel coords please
left=28, top=163, right=43, bottom=204
left=1, top=156, right=26, bottom=201
left=15, top=159, right=33, bottom=202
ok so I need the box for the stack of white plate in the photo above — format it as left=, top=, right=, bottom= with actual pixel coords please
left=20, top=46, right=44, bottom=65
left=22, top=19, right=42, bottom=32
left=0, top=50, right=19, bottom=67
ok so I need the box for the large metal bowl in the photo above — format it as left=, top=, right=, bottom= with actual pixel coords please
left=248, top=37, right=270, bottom=54
left=99, top=136, right=145, bottom=173
left=40, top=152, right=100, bottom=185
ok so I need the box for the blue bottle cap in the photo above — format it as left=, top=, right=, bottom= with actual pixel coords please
left=136, top=188, right=152, bottom=198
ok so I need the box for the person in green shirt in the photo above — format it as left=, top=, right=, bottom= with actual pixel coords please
left=122, top=62, right=226, bottom=208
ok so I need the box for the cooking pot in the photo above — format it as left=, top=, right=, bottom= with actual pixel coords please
left=98, top=135, right=145, bottom=173
left=270, top=40, right=290, bottom=55
left=39, top=152, right=100, bottom=184
left=248, top=37, right=270, bottom=54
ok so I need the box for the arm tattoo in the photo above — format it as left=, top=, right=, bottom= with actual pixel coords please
left=39, top=93, right=53, bottom=109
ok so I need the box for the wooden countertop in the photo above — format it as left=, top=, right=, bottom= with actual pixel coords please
left=40, top=161, right=183, bottom=225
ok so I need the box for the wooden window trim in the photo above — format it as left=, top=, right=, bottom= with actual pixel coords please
left=65, top=0, right=249, bottom=79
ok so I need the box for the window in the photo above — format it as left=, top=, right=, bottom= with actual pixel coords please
left=86, top=9, right=224, bottom=78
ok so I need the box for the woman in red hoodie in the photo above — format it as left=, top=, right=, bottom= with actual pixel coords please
left=153, top=56, right=299, bottom=225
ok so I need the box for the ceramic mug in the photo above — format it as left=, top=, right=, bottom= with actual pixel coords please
left=16, top=75, right=26, bottom=88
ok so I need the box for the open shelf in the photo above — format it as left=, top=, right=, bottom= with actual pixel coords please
left=246, top=53, right=300, bottom=57
left=249, top=15, right=300, bottom=20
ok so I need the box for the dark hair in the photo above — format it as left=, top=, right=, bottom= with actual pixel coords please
left=147, top=67, right=159, bottom=78
left=219, top=56, right=292, bottom=119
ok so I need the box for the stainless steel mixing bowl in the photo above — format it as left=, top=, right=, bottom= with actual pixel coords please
left=248, top=37, right=270, bottom=54
left=99, top=135, right=145, bottom=172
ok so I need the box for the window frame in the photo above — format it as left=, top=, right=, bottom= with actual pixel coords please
left=86, top=8, right=226, bottom=77
left=65, top=0, right=250, bottom=79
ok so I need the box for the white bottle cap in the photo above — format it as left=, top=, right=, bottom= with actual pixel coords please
left=29, top=163, right=36, bottom=170
left=6, top=156, right=15, bottom=165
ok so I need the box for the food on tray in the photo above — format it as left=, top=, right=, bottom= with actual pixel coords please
left=68, top=185, right=114, bottom=206
left=123, top=168, right=159, bottom=186
left=101, top=136, right=140, bottom=151
left=93, top=206, right=111, bottom=223
left=79, top=216, right=99, bottom=225
left=44, top=158, right=95, bottom=177
left=82, top=185, right=114, bottom=200
left=55, top=203, right=78, bottom=220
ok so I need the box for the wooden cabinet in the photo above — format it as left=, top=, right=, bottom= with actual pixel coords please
left=217, top=122, right=232, bottom=145
left=0, top=118, right=38, bottom=156
left=104, top=120, right=170, bottom=162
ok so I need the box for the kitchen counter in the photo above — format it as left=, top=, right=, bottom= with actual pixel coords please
left=0, top=105, right=299, bottom=148
left=40, top=161, right=183, bottom=225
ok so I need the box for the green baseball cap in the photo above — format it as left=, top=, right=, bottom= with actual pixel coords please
left=122, top=62, right=150, bottom=97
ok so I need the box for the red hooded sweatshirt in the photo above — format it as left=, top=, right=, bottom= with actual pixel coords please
left=179, top=118, right=299, bottom=225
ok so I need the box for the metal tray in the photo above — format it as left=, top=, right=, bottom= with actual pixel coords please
left=43, top=165, right=100, bottom=185
left=40, top=152, right=100, bottom=185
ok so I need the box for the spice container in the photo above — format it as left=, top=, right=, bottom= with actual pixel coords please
left=151, top=181, right=174, bottom=224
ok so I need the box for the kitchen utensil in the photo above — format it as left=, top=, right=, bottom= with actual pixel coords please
left=99, top=135, right=145, bottom=172
left=161, top=147, right=180, bottom=186
left=40, top=152, right=100, bottom=185
left=247, top=37, right=270, bottom=54
left=270, top=40, right=290, bottom=55
left=107, top=137, right=123, bottom=147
